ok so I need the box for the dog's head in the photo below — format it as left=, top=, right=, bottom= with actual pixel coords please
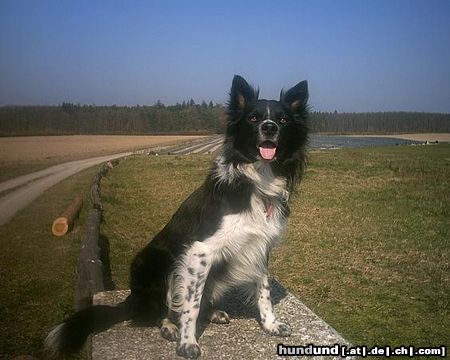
left=226, top=75, right=309, bottom=165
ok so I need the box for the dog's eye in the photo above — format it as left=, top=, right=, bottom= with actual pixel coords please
left=280, top=117, right=288, bottom=124
left=249, top=116, right=258, bottom=122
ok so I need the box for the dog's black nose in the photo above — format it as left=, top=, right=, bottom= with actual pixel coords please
left=261, top=121, right=279, bottom=136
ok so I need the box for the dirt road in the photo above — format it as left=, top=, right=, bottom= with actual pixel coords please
left=0, top=136, right=221, bottom=226
left=0, top=152, right=134, bottom=226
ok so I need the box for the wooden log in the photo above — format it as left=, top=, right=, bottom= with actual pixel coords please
left=75, top=208, right=105, bottom=310
left=52, top=195, right=83, bottom=236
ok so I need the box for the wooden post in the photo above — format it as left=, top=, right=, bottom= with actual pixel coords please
left=52, top=195, right=83, bottom=236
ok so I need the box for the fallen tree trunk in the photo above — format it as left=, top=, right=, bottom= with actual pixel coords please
left=52, top=195, right=83, bottom=236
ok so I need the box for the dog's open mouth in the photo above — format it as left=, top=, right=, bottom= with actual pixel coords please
left=258, top=141, right=277, bottom=161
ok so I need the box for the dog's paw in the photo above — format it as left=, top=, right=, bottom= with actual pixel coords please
left=176, top=341, right=202, bottom=359
left=210, top=310, right=230, bottom=324
left=263, top=320, right=292, bottom=337
left=160, top=322, right=179, bottom=342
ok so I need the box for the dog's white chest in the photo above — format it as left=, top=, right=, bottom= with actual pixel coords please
left=206, top=195, right=287, bottom=275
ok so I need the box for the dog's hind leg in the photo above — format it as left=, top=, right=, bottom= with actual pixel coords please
left=210, top=310, right=230, bottom=324
left=176, top=242, right=213, bottom=359
left=257, top=274, right=291, bottom=337
left=160, top=317, right=179, bottom=342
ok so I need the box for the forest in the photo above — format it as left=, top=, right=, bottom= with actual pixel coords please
left=0, top=102, right=449, bottom=136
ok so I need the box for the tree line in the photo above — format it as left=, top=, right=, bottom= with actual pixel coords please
left=0, top=103, right=449, bottom=136
left=311, top=111, right=450, bottom=134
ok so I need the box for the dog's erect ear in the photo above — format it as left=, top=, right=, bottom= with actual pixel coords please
left=280, top=80, right=308, bottom=112
left=229, top=75, right=258, bottom=112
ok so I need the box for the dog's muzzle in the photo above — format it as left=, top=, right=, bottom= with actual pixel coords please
left=258, top=120, right=279, bottom=161
left=260, top=120, right=279, bottom=137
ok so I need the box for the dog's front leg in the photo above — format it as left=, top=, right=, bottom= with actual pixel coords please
left=257, top=274, right=292, bottom=336
left=176, top=243, right=212, bottom=359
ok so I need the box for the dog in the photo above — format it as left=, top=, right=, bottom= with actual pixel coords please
left=45, top=75, right=309, bottom=359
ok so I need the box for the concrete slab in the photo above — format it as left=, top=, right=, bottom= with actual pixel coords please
left=91, top=279, right=352, bottom=359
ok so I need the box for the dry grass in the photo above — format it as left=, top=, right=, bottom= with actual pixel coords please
left=271, top=145, right=449, bottom=347
left=102, top=145, right=449, bottom=349
left=101, top=155, right=212, bottom=286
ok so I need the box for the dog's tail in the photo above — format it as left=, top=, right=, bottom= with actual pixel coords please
left=45, top=296, right=132, bottom=357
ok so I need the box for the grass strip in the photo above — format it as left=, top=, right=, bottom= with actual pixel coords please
left=0, top=166, right=99, bottom=358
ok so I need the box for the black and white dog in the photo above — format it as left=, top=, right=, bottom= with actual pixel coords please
left=46, top=75, right=309, bottom=359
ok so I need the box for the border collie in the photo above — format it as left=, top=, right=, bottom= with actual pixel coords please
left=45, top=75, right=309, bottom=359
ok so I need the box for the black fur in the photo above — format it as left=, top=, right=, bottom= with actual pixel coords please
left=45, top=75, right=309, bottom=358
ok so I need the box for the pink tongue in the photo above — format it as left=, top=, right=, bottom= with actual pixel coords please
left=259, top=145, right=277, bottom=160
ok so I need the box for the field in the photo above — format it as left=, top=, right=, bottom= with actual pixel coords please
left=0, top=135, right=206, bottom=182
left=0, top=143, right=449, bottom=358
left=101, top=146, right=449, bottom=348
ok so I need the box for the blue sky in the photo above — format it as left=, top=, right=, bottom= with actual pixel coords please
left=1, top=0, right=449, bottom=112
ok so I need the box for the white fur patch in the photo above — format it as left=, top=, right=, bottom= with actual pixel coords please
left=239, top=161, right=289, bottom=200
left=166, top=271, right=185, bottom=312
left=213, top=155, right=289, bottom=201
left=44, top=323, right=65, bottom=356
